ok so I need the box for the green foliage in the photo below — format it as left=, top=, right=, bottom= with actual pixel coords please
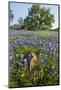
left=10, top=24, right=20, bottom=30
left=17, top=17, right=24, bottom=29
left=15, top=46, right=40, bottom=58
left=24, top=4, right=55, bottom=30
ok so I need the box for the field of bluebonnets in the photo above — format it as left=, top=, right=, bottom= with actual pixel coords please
left=9, top=30, right=59, bottom=87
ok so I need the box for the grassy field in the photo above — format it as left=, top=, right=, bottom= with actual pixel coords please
left=9, top=30, right=58, bottom=41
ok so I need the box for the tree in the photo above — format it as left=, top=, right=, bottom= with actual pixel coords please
left=17, top=17, right=24, bottom=29
left=24, top=4, right=55, bottom=30
left=18, top=17, right=22, bottom=26
left=9, top=9, right=14, bottom=22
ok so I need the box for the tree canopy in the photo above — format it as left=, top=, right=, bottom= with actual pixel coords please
left=17, top=17, right=24, bottom=29
left=24, top=4, right=55, bottom=30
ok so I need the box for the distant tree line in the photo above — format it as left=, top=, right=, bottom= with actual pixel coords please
left=9, top=9, right=14, bottom=22
left=9, top=4, right=59, bottom=31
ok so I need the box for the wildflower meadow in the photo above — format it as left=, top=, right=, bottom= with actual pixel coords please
left=9, top=2, right=59, bottom=88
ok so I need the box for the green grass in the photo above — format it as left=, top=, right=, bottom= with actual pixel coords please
left=18, top=30, right=58, bottom=38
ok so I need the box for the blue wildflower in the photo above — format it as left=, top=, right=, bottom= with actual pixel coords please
left=41, top=47, right=46, bottom=52
left=21, top=54, right=24, bottom=64
left=48, top=66, right=55, bottom=74
left=24, top=58, right=27, bottom=69
left=9, top=55, right=13, bottom=60
left=16, top=54, right=18, bottom=60
left=41, top=59, right=46, bottom=64
left=45, top=54, right=48, bottom=60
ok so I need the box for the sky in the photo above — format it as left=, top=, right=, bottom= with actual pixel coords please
left=10, top=2, right=59, bottom=29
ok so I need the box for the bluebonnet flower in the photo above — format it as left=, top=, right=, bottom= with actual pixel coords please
left=48, top=66, right=55, bottom=74
left=15, top=35, right=19, bottom=40
left=27, top=52, right=32, bottom=70
left=11, top=44, right=16, bottom=48
left=19, top=38, right=24, bottom=42
left=56, top=53, right=59, bottom=61
left=26, top=31, right=33, bottom=36
left=9, top=55, right=13, bottom=60
left=16, top=54, right=18, bottom=59
left=56, top=45, right=58, bottom=48
left=41, top=59, right=46, bottom=64
left=11, top=40, right=19, bottom=48
left=26, top=40, right=31, bottom=46
left=50, top=47, right=54, bottom=54
left=20, top=42, right=25, bottom=48
left=46, top=48, right=49, bottom=52
left=53, top=48, right=56, bottom=56
left=39, top=40, right=42, bottom=44
left=15, top=41, right=19, bottom=46
left=21, top=54, right=24, bottom=64
left=45, top=54, right=48, bottom=60
left=38, top=54, right=42, bottom=60
left=9, top=66, right=12, bottom=70
left=32, top=41, right=36, bottom=45
left=41, top=47, right=46, bottom=52
left=43, top=43, right=45, bottom=47
left=24, top=58, right=27, bottom=69
left=27, top=52, right=32, bottom=62
left=49, top=42, right=52, bottom=46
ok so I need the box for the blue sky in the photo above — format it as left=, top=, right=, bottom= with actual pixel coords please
left=10, top=2, right=59, bottom=29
